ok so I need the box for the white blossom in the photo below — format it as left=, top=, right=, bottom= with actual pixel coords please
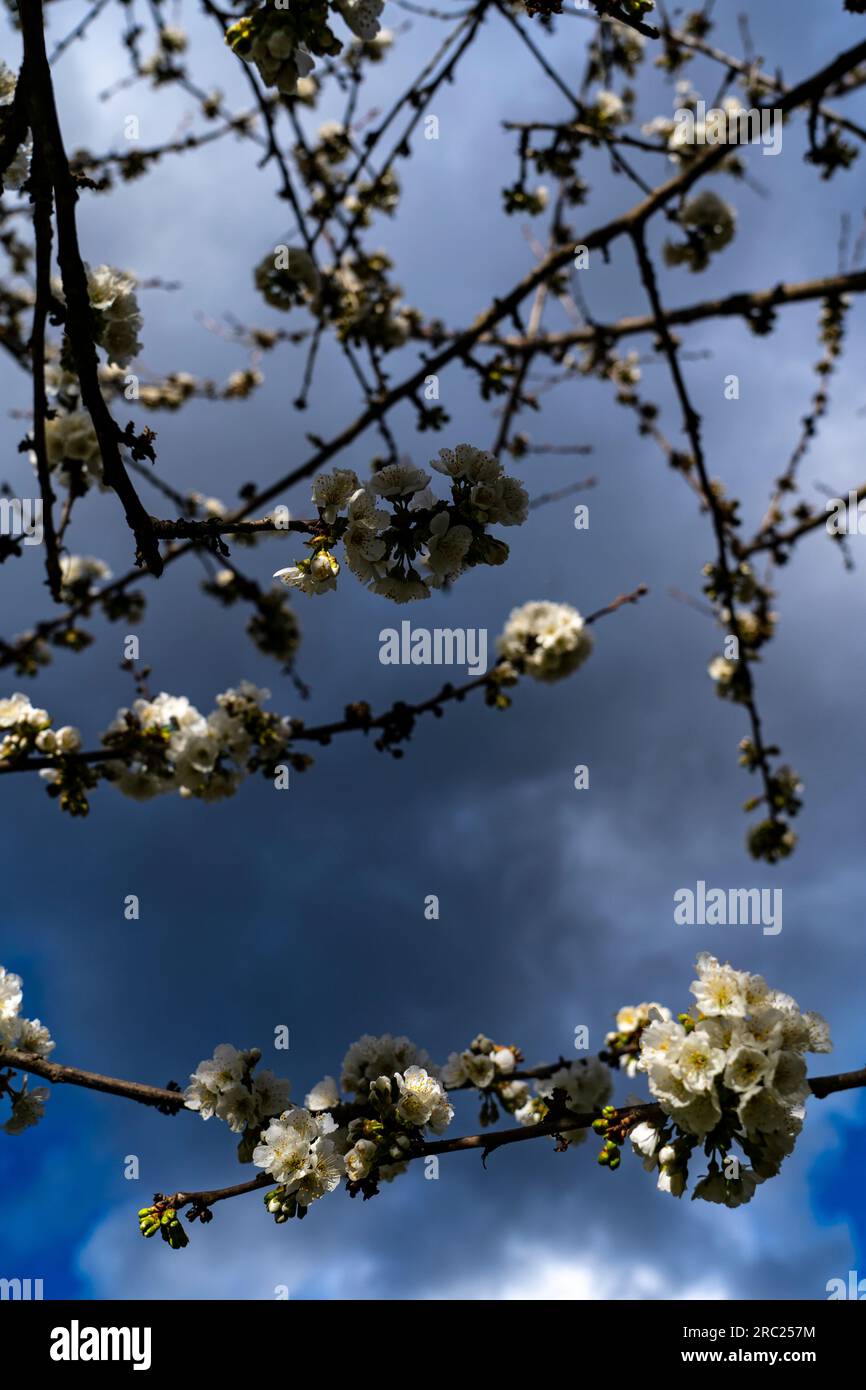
left=497, top=601, right=594, bottom=682
left=296, top=1137, right=346, bottom=1205
left=42, top=411, right=103, bottom=491
left=14, top=1018, right=55, bottom=1058
left=630, top=1121, right=663, bottom=1164
left=3, top=1085, right=49, bottom=1135
left=631, top=956, right=831, bottom=1204
left=252, top=1069, right=293, bottom=1119
left=274, top=551, right=340, bottom=595
left=803, top=1011, right=833, bottom=1054
left=439, top=1052, right=468, bottom=1088
left=690, top=953, right=748, bottom=1018
left=305, top=1076, right=340, bottom=1111
left=708, top=655, right=737, bottom=687
left=345, top=1138, right=378, bottom=1182
left=59, top=554, right=112, bottom=598
left=423, top=512, right=472, bottom=583
left=312, top=469, right=360, bottom=524
left=462, top=1052, right=496, bottom=1089
left=183, top=1044, right=284, bottom=1132
left=0, top=59, right=16, bottom=104
left=341, top=1033, right=434, bottom=1096
left=231, top=16, right=316, bottom=98
left=0, top=966, right=23, bottom=1023
left=723, top=1045, right=771, bottom=1093
left=491, top=1047, right=516, bottom=1075
left=339, top=0, right=385, bottom=41
left=84, top=265, right=143, bottom=367
left=371, top=571, right=431, bottom=604
left=252, top=1107, right=321, bottom=1184
left=216, top=1082, right=260, bottom=1133
left=664, top=190, right=737, bottom=271
left=592, top=90, right=626, bottom=125
left=394, top=1065, right=453, bottom=1132
left=369, top=462, right=431, bottom=499
left=537, top=1057, right=612, bottom=1117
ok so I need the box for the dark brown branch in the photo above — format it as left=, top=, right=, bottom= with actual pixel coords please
left=150, top=515, right=319, bottom=541
left=166, top=1066, right=866, bottom=1209
left=26, top=136, right=62, bottom=601
left=741, top=481, right=866, bottom=558
left=5, top=1044, right=861, bottom=1215
left=0, top=585, right=649, bottom=777
left=494, top=271, right=866, bottom=355
left=0, top=1049, right=184, bottom=1111
left=17, top=0, right=163, bottom=576
left=240, top=36, right=866, bottom=517
left=631, top=221, right=783, bottom=837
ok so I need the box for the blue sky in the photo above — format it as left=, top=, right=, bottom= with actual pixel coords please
left=1, top=0, right=866, bottom=1299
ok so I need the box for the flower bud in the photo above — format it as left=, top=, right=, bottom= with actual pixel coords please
left=55, top=725, right=82, bottom=753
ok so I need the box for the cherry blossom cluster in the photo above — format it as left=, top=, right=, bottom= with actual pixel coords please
left=663, top=190, right=737, bottom=273
left=2, top=960, right=850, bottom=1248
left=309, top=1038, right=453, bottom=1196
left=0, top=682, right=299, bottom=814
left=30, top=266, right=142, bottom=496
left=0, top=691, right=81, bottom=763
left=41, top=411, right=102, bottom=493
left=273, top=446, right=529, bottom=602
left=184, top=1043, right=292, bottom=1138
left=226, top=1, right=384, bottom=99
left=643, top=83, right=750, bottom=169
left=604, top=954, right=832, bottom=1207
left=177, top=1033, right=454, bottom=1232
left=82, top=264, right=143, bottom=369
left=0, top=965, right=54, bottom=1136
left=257, top=245, right=418, bottom=353
left=0, top=59, right=30, bottom=189
left=58, top=554, right=112, bottom=603
left=97, top=682, right=293, bottom=803
left=496, top=600, right=594, bottom=682
left=441, top=1034, right=527, bottom=1126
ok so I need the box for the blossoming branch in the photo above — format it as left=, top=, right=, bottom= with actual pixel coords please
left=2, top=954, right=861, bottom=1251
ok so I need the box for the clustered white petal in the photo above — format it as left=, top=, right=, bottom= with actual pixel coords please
left=394, top=1065, right=453, bottom=1132
left=184, top=1043, right=291, bottom=1132
left=663, top=190, right=737, bottom=271
left=0, top=693, right=51, bottom=764
left=97, top=681, right=290, bottom=802
left=605, top=1001, right=672, bottom=1077
left=58, top=554, right=112, bottom=600
left=86, top=265, right=143, bottom=368
left=617, top=954, right=831, bottom=1206
left=496, top=600, right=594, bottom=682
left=339, top=0, right=385, bottom=42
left=441, top=1037, right=518, bottom=1091
left=0, top=961, right=840, bottom=1231
left=40, top=412, right=103, bottom=492
left=227, top=12, right=316, bottom=96
left=0, top=61, right=31, bottom=188
left=340, top=1033, right=434, bottom=1096
left=304, top=1075, right=340, bottom=1111
left=253, top=1109, right=345, bottom=1208
left=274, top=445, right=528, bottom=604
left=0, top=964, right=55, bottom=1135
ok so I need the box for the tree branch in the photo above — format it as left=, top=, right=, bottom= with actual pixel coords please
left=17, top=0, right=163, bottom=576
